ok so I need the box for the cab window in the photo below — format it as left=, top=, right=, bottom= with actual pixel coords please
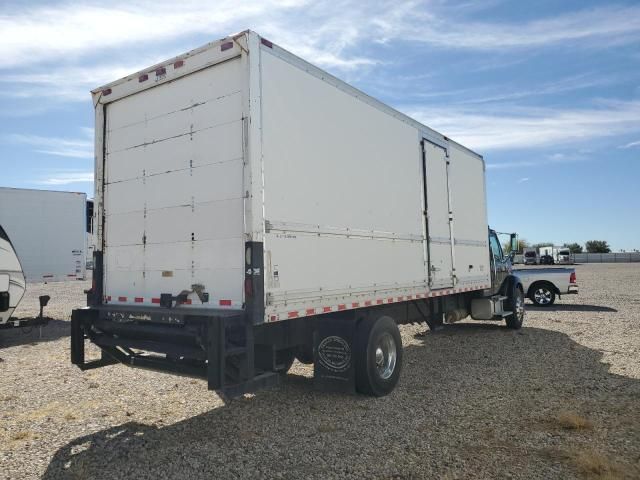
left=489, top=233, right=503, bottom=261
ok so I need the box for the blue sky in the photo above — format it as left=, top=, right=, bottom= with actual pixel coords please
left=1, top=0, right=639, bottom=250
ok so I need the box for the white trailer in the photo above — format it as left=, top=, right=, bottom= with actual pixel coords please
left=0, top=224, right=26, bottom=326
left=72, top=31, right=524, bottom=397
left=0, top=188, right=87, bottom=282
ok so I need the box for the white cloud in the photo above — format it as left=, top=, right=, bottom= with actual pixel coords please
left=1, top=1, right=638, bottom=72
left=4, top=131, right=93, bottom=159
left=399, top=5, right=640, bottom=50
left=619, top=140, right=640, bottom=149
left=38, top=172, right=94, bottom=185
left=408, top=100, right=640, bottom=151
left=517, top=177, right=529, bottom=183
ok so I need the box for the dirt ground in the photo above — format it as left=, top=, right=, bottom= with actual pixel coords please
left=1, top=264, right=638, bottom=479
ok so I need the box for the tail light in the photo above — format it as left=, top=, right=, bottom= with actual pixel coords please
left=244, top=277, right=253, bottom=297
left=570, top=272, right=576, bottom=284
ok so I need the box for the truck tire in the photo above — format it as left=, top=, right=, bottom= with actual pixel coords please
left=355, top=316, right=403, bottom=396
left=505, top=284, right=525, bottom=330
left=530, top=282, right=556, bottom=306
left=295, top=344, right=314, bottom=364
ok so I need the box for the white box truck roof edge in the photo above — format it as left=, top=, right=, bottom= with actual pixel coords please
left=91, top=30, right=483, bottom=163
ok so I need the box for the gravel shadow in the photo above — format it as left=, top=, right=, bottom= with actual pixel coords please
left=526, top=304, right=618, bottom=312
left=41, top=325, right=640, bottom=480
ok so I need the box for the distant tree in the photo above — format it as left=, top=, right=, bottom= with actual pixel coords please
left=585, top=240, right=611, bottom=253
left=503, top=238, right=529, bottom=254
left=563, top=242, right=583, bottom=254
left=531, top=242, right=554, bottom=249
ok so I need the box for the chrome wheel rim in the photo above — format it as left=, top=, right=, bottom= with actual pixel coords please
left=375, top=332, right=397, bottom=380
left=534, top=288, right=552, bottom=305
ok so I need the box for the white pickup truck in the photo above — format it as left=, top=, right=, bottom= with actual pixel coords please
left=512, top=267, right=578, bottom=306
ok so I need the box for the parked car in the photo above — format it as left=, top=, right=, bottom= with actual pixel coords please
left=540, top=254, right=555, bottom=265
left=513, top=267, right=578, bottom=306
left=524, top=250, right=538, bottom=265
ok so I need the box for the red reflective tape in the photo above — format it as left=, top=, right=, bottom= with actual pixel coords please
left=288, top=311, right=299, bottom=319
left=364, top=300, right=372, bottom=306
left=184, top=299, right=192, bottom=305
left=261, top=38, right=273, bottom=48
left=118, top=296, right=127, bottom=302
left=387, top=297, right=394, bottom=303
left=138, top=73, right=148, bottom=82
left=173, top=59, right=184, bottom=69
left=305, top=308, right=315, bottom=315
left=219, top=299, right=232, bottom=306
left=102, top=88, right=112, bottom=96
left=134, top=297, right=143, bottom=303
left=407, top=295, right=413, bottom=300
left=352, top=302, right=359, bottom=308
left=151, top=298, right=160, bottom=304
left=67, top=274, right=76, bottom=277
left=338, top=304, right=346, bottom=311
left=377, top=299, right=384, bottom=305
left=43, top=274, right=54, bottom=278
left=155, top=66, right=166, bottom=76
left=397, top=296, right=404, bottom=302
left=221, top=41, right=233, bottom=51
left=107, top=296, right=112, bottom=301
left=323, top=306, right=332, bottom=313
left=270, top=315, right=277, bottom=321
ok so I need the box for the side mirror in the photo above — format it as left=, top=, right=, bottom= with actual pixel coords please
left=510, top=233, right=518, bottom=253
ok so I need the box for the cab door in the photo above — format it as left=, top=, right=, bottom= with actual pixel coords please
left=488, top=230, right=509, bottom=294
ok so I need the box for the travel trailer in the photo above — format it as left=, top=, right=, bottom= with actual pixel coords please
left=0, top=224, right=26, bottom=327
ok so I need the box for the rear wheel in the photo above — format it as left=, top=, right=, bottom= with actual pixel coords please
left=294, top=344, right=314, bottom=364
left=505, top=285, right=525, bottom=329
left=355, top=316, right=403, bottom=396
left=531, top=283, right=556, bottom=306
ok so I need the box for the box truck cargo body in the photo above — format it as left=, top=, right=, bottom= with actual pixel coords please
left=0, top=188, right=87, bottom=282
left=73, top=31, right=524, bottom=397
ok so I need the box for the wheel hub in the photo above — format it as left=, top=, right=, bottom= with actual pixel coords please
left=534, top=288, right=552, bottom=305
left=374, top=332, right=397, bottom=380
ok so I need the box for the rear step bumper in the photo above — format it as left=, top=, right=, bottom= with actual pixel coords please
left=71, top=307, right=279, bottom=398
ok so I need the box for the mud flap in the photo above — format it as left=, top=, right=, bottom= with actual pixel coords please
left=313, top=315, right=356, bottom=394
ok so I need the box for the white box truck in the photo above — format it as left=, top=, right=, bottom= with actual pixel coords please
left=0, top=188, right=87, bottom=282
left=72, top=31, right=524, bottom=397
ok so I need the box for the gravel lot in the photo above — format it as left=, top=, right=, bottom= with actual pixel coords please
left=1, top=264, right=639, bottom=479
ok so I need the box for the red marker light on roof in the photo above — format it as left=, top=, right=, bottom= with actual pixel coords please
left=173, top=59, right=184, bottom=69
left=221, top=41, right=233, bottom=51
left=138, top=73, right=148, bottom=83
left=261, top=38, right=273, bottom=48
left=102, top=88, right=112, bottom=96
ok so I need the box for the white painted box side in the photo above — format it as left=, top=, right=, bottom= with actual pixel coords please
left=259, top=47, right=429, bottom=320
left=447, top=144, right=491, bottom=287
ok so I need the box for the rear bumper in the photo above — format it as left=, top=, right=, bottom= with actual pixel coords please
left=567, top=285, right=579, bottom=294
left=71, top=306, right=279, bottom=397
